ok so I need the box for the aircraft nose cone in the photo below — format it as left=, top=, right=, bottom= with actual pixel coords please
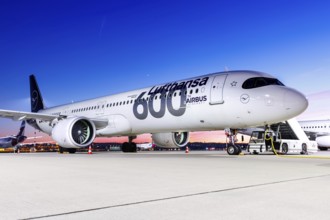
left=283, top=88, right=308, bottom=117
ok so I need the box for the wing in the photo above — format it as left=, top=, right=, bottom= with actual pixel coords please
left=0, top=109, right=58, bottom=121
left=0, top=109, right=109, bottom=130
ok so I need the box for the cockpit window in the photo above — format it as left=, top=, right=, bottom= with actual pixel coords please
left=242, top=77, right=284, bottom=89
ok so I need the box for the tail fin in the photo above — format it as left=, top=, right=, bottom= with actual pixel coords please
left=17, top=120, right=26, bottom=136
left=30, top=74, right=45, bottom=112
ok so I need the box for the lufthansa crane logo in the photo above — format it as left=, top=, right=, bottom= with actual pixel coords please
left=31, top=90, right=39, bottom=111
left=240, top=94, right=250, bottom=104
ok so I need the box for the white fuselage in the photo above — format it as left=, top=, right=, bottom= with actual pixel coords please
left=33, top=71, right=307, bottom=138
left=300, top=120, right=330, bottom=135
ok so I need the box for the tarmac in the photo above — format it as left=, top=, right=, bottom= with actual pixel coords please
left=1, top=150, right=330, bottom=220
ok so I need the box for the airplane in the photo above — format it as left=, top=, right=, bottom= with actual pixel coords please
left=136, top=143, right=154, bottom=151
left=0, top=120, right=27, bottom=152
left=0, top=70, right=308, bottom=155
left=299, top=119, right=330, bottom=150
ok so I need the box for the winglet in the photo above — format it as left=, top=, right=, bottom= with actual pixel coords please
left=30, top=75, right=45, bottom=112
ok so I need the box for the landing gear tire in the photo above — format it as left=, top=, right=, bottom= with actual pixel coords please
left=282, top=143, right=288, bottom=155
left=227, top=145, right=239, bottom=155
left=122, top=142, right=129, bottom=152
left=300, top=143, right=307, bottom=155
left=68, top=148, right=77, bottom=154
left=59, top=147, right=64, bottom=154
left=122, top=142, right=137, bottom=153
left=131, top=143, right=137, bottom=152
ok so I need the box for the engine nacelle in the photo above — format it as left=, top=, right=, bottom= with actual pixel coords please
left=52, top=117, right=96, bottom=148
left=152, top=132, right=190, bottom=148
left=316, top=136, right=330, bottom=147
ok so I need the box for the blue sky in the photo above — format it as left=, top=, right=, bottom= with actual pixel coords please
left=1, top=0, right=330, bottom=136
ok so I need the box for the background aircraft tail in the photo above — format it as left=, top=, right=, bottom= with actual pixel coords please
left=30, top=75, right=45, bottom=112
left=17, top=121, right=26, bottom=137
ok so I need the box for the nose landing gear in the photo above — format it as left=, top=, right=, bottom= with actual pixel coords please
left=225, top=129, right=242, bottom=155
left=226, top=144, right=242, bottom=155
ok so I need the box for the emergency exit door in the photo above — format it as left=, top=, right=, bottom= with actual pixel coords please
left=210, top=74, right=227, bottom=105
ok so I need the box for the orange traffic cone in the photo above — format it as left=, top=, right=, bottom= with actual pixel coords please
left=185, top=146, right=189, bottom=154
left=88, top=145, right=93, bottom=154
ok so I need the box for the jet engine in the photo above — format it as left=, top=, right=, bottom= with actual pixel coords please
left=51, top=117, right=96, bottom=148
left=152, top=132, right=189, bottom=148
left=316, top=136, right=330, bottom=148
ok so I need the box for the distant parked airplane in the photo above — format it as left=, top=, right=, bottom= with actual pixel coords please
left=0, top=70, right=308, bottom=155
left=136, top=143, right=154, bottom=151
left=0, top=121, right=27, bottom=152
left=299, top=119, right=330, bottom=150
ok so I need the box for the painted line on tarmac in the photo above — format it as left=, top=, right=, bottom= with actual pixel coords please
left=21, top=174, right=330, bottom=220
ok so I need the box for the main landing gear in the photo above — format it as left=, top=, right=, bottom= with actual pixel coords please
left=122, top=136, right=137, bottom=153
left=225, top=129, right=242, bottom=155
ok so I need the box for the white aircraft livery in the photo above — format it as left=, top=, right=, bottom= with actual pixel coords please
left=0, top=70, right=308, bottom=154
left=299, top=119, right=330, bottom=150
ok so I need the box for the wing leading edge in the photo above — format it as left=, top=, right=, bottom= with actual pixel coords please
left=0, top=109, right=58, bottom=121
left=0, top=109, right=109, bottom=130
